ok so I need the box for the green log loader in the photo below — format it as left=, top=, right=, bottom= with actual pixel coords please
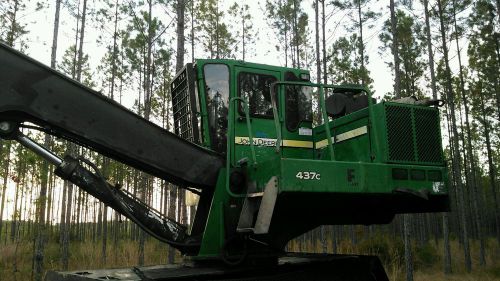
left=0, top=43, right=448, bottom=280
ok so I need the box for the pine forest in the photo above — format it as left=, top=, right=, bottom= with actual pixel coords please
left=0, top=0, right=499, bottom=280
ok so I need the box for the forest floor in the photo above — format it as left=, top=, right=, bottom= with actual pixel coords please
left=0, top=236, right=499, bottom=281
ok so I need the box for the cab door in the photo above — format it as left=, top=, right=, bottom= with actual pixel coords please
left=280, top=72, right=314, bottom=159
left=232, top=66, right=281, bottom=166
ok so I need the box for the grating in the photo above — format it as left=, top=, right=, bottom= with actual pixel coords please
left=414, top=108, right=443, bottom=163
left=386, top=105, right=415, bottom=162
left=171, top=64, right=200, bottom=143
left=385, top=104, right=443, bottom=165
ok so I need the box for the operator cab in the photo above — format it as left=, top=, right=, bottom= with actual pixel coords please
left=171, top=60, right=376, bottom=164
left=171, top=60, right=321, bottom=163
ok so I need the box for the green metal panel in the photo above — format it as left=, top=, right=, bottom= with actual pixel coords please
left=197, top=170, right=230, bottom=258
left=278, top=158, right=447, bottom=194
left=313, top=109, right=371, bottom=162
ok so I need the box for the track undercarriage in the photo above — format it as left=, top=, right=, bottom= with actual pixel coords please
left=45, top=254, right=389, bottom=281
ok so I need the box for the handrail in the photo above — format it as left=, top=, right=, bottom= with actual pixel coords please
left=318, top=86, right=334, bottom=160
left=270, top=81, right=375, bottom=161
left=269, top=83, right=282, bottom=153
left=226, top=97, right=256, bottom=198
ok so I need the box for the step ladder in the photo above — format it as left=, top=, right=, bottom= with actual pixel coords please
left=237, top=176, right=278, bottom=234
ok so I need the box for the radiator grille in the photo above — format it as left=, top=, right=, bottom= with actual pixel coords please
left=385, top=104, right=443, bottom=164
left=386, top=106, right=414, bottom=162
left=414, top=108, right=443, bottom=163
left=171, top=64, right=200, bottom=143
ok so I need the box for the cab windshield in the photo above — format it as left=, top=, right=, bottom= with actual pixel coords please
left=203, top=64, right=229, bottom=153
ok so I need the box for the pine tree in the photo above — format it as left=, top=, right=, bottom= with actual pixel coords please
left=437, top=0, right=472, bottom=272
left=389, top=0, right=401, bottom=96
left=265, top=0, right=308, bottom=68
left=228, top=3, right=255, bottom=61
left=175, top=0, right=186, bottom=71
left=328, top=34, right=372, bottom=85
left=0, top=0, right=28, bottom=49
left=422, top=0, right=437, bottom=100
left=331, top=0, right=379, bottom=86
left=197, top=0, right=235, bottom=59
left=122, top=0, right=173, bottom=265
left=380, top=10, right=426, bottom=99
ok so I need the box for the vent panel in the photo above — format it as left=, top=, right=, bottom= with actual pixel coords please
left=385, top=104, right=443, bottom=165
left=414, top=108, right=443, bottom=163
left=386, top=105, right=415, bottom=162
left=171, top=64, right=200, bottom=143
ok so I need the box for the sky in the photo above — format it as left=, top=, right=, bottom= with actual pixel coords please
left=18, top=0, right=402, bottom=102
left=18, top=0, right=469, bottom=103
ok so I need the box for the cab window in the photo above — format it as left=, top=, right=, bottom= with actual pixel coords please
left=204, top=64, right=229, bottom=153
left=239, top=72, right=277, bottom=118
left=285, top=72, right=312, bottom=131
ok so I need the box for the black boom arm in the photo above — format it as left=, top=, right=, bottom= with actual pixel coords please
left=0, top=42, right=223, bottom=189
left=0, top=43, right=223, bottom=254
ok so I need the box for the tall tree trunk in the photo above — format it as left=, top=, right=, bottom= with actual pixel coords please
left=6, top=0, right=19, bottom=47
left=102, top=194, right=108, bottom=263
left=314, top=0, right=327, bottom=253
left=138, top=0, right=155, bottom=266
left=191, top=0, right=195, bottom=62
left=11, top=158, right=21, bottom=242
left=75, top=190, right=82, bottom=240
left=321, top=0, right=334, bottom=252
left=76, top=0, right=88, bottom=82
left=423, top=0, right=437, bottom=100
left=322, top=0, right=327, bottom=85
left=357, top=0, right=365, bottom=85
left=0, top=142, right=11, bottom=239
left=242, top=8, right=246, bottom=61
left=215, top=2, right=220, bottom=59
left=403, top=214, right=413, bottom=281
left=46, top=173, right=54, bottom=230
left=101, top=158, right=111, bottom=264
left=51, top=0, right=62, bottom=69
left=61, top=180, right=73, bottom=270
left=34, top=158, right=48, bottom=281
left=478, top=87, right=500, bottom=244
left=109, top=0, right=120, bottom=101
left=443, top=213, right=452, bottom=274
left=176, top=0, right=185, bottom=72
left=59, top=175, right=67, bottom=244
left=315, top=0, right=321, bottom=84
left=452, top=0, right=486, bottom=265
left=168, top=184, right=177, bottom=263
left=293, top=0, right=300, bottom=68
left=278, top=0, right=288, bottom=67
left=389, top=0, right=401, bottom=97
left=437, top=0, right=471, bottom=272
left=100, top=0, right=120, bottom=263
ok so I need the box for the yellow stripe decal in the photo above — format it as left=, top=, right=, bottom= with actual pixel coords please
left=235, top=125, right=367, bottom=149
left=315, top=139, right=329, bottom=149
left=315, top=126, right=368, bottom=149
left=282, top=139, right=314, bottom=148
